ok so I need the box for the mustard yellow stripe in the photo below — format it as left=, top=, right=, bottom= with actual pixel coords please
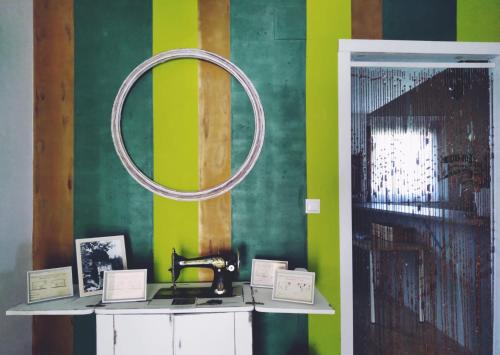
left=153, top=0, right=199, bottom=282
left=198, top=0, right=231, bottom=281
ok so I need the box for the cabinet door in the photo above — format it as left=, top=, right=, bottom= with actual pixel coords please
left=173, top=313, right=235, bottom=355
left=114, top=314, right=173, bottom=355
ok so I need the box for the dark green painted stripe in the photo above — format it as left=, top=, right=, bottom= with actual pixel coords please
left=383, top=0, right=456, bottom=41
left=74, top=1, right=152, bottom=354
left=230, top=0, right=308, bottom=353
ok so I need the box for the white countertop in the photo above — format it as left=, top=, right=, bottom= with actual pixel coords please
left=6, top=282, right=335, bottom=316
left=252, top=286, right=335, bottom=315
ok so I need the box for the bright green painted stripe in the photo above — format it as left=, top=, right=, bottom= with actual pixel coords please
left=306, top=0, right=350, bottom=354
left=152, top=0, right=199, bottom=282
left=74, top=1, right=153, bottom=354
left=457, top=0, right=500, bottom=42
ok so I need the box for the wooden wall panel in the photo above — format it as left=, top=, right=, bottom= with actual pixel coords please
left=33, top=0, right=74, bottom=354
left=352, top=0, right=382, bottom=39
left=198, top=0, right=231, bottom=280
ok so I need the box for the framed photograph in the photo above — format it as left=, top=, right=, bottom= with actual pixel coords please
left=272, top=269, right=315, bottom=304
left=27, top=267, right=74, bottom=304
left=251, top=259, right=288, bottom=288
left=102, top=269, right=147, bottom=303
left=76, top=235, right=127, bottom=297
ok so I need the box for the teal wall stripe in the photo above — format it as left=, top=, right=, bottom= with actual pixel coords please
left=74, top=1, right=153, bottom=354
left=230, top=0, right=308, bottom=353
left=383, top=0, right=456, bottom=41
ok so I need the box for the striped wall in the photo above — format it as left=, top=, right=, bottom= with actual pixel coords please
left=231, top=1, right=308, bottom=352
left=29, top=0, right=500, bottom=354
left=152, top=0, right=199, bottom=283
left=74, top=1, right=153, bottom=353
left=306, top=2, right=350, bottom=355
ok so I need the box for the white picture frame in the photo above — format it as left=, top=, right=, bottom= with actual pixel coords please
left=75, top=235, right=127, bottom=297
left=272, top=269, right=315, bottom=304
left=102, top=269, right=147, bottom=303
left=27, top=266, right=74, bottom=304
left=251, top=259, right=288, bottom=288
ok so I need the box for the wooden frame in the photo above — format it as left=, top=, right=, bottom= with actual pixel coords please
left=338, top=39, right=500, bottom=355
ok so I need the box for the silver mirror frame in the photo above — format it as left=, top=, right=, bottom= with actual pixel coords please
left=111, top=48, right=265, bottom=201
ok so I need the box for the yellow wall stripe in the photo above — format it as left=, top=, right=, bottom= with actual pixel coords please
left=153, top=0, right=199, bottom=282
left=198, top=0, right=231, bottom=281
left=306, top=0, right=351, bottom=353
left=457, top=0, right=500, bottom=42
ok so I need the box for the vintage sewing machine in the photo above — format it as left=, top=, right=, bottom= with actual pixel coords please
left=154, top=248, right=240, bottom=299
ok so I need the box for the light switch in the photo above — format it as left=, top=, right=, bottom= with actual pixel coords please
left=305, top=199, right=320, bottom=214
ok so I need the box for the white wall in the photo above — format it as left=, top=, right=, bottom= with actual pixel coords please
left=0, top=0, right=33, bottom=353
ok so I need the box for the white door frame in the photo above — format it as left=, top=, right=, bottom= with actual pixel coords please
left=338, top=39, right=500, bottom=355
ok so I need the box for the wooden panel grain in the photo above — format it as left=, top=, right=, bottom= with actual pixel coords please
left=33, top=0, right=74, bottom=354
left=198, top=0, right=231, bottom=280
left=352, top=0, right=382, bottom=39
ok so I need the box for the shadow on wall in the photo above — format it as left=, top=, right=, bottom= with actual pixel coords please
left=0, top=241, right=32, bottom=354
left=252, top=312, right=309, bottom=355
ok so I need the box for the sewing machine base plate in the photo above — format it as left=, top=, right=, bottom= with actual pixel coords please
left=153, top=285, right=242, bottom=299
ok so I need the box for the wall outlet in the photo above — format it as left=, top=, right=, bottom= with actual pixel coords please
left=305, top=199, right=320, bottom=214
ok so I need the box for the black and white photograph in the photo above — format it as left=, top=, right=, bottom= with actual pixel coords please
left=75, top=235, right=127, bottom=297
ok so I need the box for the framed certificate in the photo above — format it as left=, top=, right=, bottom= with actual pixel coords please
left=272, top=269, right=315, bottom=304
left=27, top=267, right=74, bottom=304
left=102, top=269, right=147, bottom=303
left=251, top=259, right=288, bottom=288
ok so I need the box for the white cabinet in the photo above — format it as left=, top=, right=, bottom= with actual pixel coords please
left=115, top=315, right=173, bottom=355
left=174, top=313, right=234, bottom=355
left=96, top=312, right=252, bottom=355
left=6, top=282, right=334, bottom=355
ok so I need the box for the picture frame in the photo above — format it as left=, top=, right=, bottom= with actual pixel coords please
left=251, top=259, right=288, bottom=288
left=102, top=269, right=147, bottom=303
left=27, top=266, right=74, bottom=304
left=272, top=269, right=315, bottom=304
left=76, top=235, right=127, bottom=297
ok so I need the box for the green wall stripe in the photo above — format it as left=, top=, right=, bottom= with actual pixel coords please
left=230, top=0, right=308, bottom=353
left=74, top=1, right=153, bottom=354
left=457, top=0, right=500, bottom=42
left=306, top=0, right=350, bottom=354
left=383, top=0, right=456, bottom=41
left=152, top=0, right=199, bottom=282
